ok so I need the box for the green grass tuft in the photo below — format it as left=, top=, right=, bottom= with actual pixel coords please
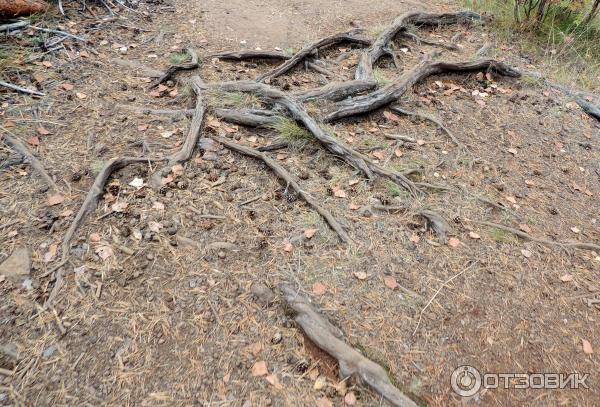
left=270, top=117, right=312, bottom=142
left=169, top=52, right=191, bottom=64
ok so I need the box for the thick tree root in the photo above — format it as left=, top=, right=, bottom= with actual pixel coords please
left=473, top=220, right=600, bottom=252
left=150, top=48, right=199, bottom=88
left=256, top=30, right=371, bottom=83
left=576, top=97, right=600, bottom=122
left=294, top=80, right=377, bottom=102
left=399, top=31, right=459, bottom=51
left=355, top=11, right=484, bottom=81
left=389, top=104, right=465, bottom=148
left=203, top=80, right=420, bottom=195
left=1, top=130, right=59, bottom=191
left=280, top=285, right=418, bottom=407
left=150, top=76, right=205, bottom=187
left=117, top=104, right=278, bottom=127
left=326, top=58, right=520, bottom=122
left=212, top=136, right=351, bottom=243
left=420, top=210, right=451, bottom=244
left=210, top=50, right=290, bottom=61
left=46, top=156, right=160, bottom=307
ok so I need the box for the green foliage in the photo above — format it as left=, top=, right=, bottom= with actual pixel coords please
left=386, top=181, right=402, bottom=197
left=168, top=52, right=191, bottom=64
left=270, top=117, right=312, bottom=141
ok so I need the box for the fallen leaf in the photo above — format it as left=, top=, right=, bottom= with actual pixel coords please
left=111, top=201, right=128, bottom=212
left=26, top=136, right=40, bottom=146
left=89, top=232, right=101, bottom=242
left=582, top=339, right=593, bottom=354
left=265, top=374, right=282, bottom=389
left=519, top=224, right=532, bottom=234
left=304, top=228, right=317, bottom=239
left=79, top=50, right=90, bottom=58
left=505, top=196, right=517, bottom=204
left=383, top=111, right=400, bottom=122
left=409, top=234, right=420, bottom=244
left=559, top=274, right=573, bottom=282
left=95, top=245, right=113, bottom=261
left=47, top=194, right=65, bottom=206
left=129, top=177, right=144, bottom=188
left=137, top=124, right=149, bottom=131
left=59, top=209, right=73, bottom=217
left=416, top=139, right=425, bottom=146
left=371, top=150, right=385, bottom=160
left=171, top=164, right=184, bottom=176
left=75, top=92, right=87, bottom=99
left=570, top=226, right=580, bottom=234
left=344, top=392, right=357, bottom=406
left=37, top=127, right=51, bottom=136
left=313, top=375, right=327, bottom=390
left=348, top=179, right=359, bottom=186
left=312, top=282, right=327, bottom=295
left=148, top=221, right=162, bottom=233
left=41, top=60, right=53, bottom=68
left=394, top=148, right=403, bottom=157
left=332, top=186, right=347, bottom=198
left=353, top=271, right=367, bottom=280
left=448, top=237, right=461, bottom=248
left=383, top=275, right=398, bottom=290
left=283, top=242, right=293, bottom=252
left=468, top=231, right=481, bottom=239
left=251, top=361, right=268, bottom=376
left=316, top=397, right=333, bottom=407
left=32, top=72, right=45, bottom=82
left=521, top=249, right=532, bottom=258
left=508, top=148, right=518, bottom=155
left=43, top=243, right=58, bottom=263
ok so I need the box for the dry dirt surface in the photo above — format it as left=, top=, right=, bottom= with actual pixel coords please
left=1, top=0, right=599, bottom=406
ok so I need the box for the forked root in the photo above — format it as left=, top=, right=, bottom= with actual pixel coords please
left=281, top=285, right=418, bottom=407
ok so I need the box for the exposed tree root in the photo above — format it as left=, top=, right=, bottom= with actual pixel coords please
left=294, top=80, right=377, bottom=102
left=203, top=80, right=420, bottom=195
left=256, top=30, right=371, bottom=83
left=211, top=50, right=289, bottom=61
left=327, top=58, right=520, bottom=122
left=420, top=210, right=451, bottom=244
left=150, top=47, right=199, bottom=88
left=576, top=97, right=600, bottom=122
left=150, top=76, right=205, bottom=187
left=212, top=136, right=351, bottom=243
left=399, top=31, right=459, bottom=51
left=46, top=156, right=160, bottom=308
left=280, top=285, right=418, bottom=407
left=1, top=130, right=59, bottom=191
left=473, top=220, right=600, bottom=252
left=117, top=104, right=278, bottom=127
left=355, top=11, right=484, bottom=80
left=389, top=104, right=465, bottom=148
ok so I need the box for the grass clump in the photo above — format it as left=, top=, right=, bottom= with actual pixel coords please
left=206, top=90, right=260, bottom=109
left=168, top=52, right=191, bottom=64
left=271, top=117, right=312, bottom=141
left=464, top=0, right=600, bottom=91
left=373, top=68, right=391, bottom=86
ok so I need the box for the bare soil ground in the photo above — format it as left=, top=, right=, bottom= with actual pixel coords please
left=1, top=0, right=599, bottom=406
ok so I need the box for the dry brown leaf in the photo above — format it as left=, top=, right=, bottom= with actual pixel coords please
left=251, top=361, right=268, bottom=376
left=348, top=179, right=359, bottom=186
left=371, top=150, right=385, bottom=160
left=75, top=92, right=87, bottom=99
left=348, top=202, right=360, bottom=210
left=394, top=148, right=403, bottom=157
left=383, top=111, right=400, bottom=122
left=89, top=232, right=101, bottom=242
left=383, top=275, right=398, bottom=290
left=559, top=274, right=573, bottom=282
left=111, top=202, right=128, bottom=213
left=95, top=245, right=114, bottom=261
left=448, top=237, right=461, bottom=248
left=582, top=339, right=593, bottom=354
left=344, top=392, right=357, bottom=406
left=468, top=231, right=481, bottom=239
left=26, top=136, right=40, bottom=146
left=316, top=397, right=333, bottom=407
left=283, top=242, right=293, bottom=252
left=353, top=271, right=367, bottom=280
left=312, top=282, right=327, bottom=295
left=43, top=243, right=57, bottom=263
left=507, top=148, right=518, bottom=155
left=570, top=226, right=581, bottom=234
left=304, top=228, right=317, bottom=239
left=47, top=194, right=65, bottom=206
left=505, top=196, right=517, bottom=204
left=37, top=127, right=51, bottom=136
left=519, top=224, right=532, bottom=234
left=171, top=164, right=184, bottom=176
left=265, top=374, right=283, bottom=389
left=409, top=234, right=420, bottom=244
left=332, top=186, right=347, bottom=198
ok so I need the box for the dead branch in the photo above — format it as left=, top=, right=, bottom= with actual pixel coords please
left=30, top=25, right=88, bottom=42
left=327, top=58, right=520, bottom=122
left=420, top=210, right=451, bottom=244
left=389, top=104, right=464, bottom=148
left=150, top=76, right=205, bottom=187
left=355, top=11, right=483, bottom=80
left=212, top=135, right=350, bottom=243
left=473, top=220, right=600, bottom=252
left=150, top=47, right=199, bottom=88
left=211, top=50, right=289, bottom=61
left=1, top=129, right=58, bottom=191
left=294, top=80, right=377, bottom=102
left=203, top=80, right=419, bottom=195
left=257, top=30, right=371, bottom=83
left=281, top=285, right=418, bottom=407
left=0, top=80, right=45, bottom=96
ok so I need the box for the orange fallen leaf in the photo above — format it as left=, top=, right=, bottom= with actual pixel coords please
left=344, top=391, right=357, bottom=406
left=448, top=237, right=461, bottom=247
left=47, top=194, right=65, bottom=206
left=37, top=127, right=51, bottom=136
left=41, top=61, right=53, bottom=68
left=26, top=136, right=40, bottom=146
left=304, top=228, right=318, bottom=239
left=251, top=361, right=268, bottom=376
left=394, top=148, right=403, bottom=157
left=383, top=275, right=398, bottom=290
left=312, top=282, right=327, bottom=295
left=582, top=339, right=593, bottom=354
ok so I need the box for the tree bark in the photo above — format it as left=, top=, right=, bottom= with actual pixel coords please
left=0, top=0, right=46, bottom=16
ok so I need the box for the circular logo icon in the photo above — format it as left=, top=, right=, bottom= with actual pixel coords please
left=451, top=365, right=482, bottom=397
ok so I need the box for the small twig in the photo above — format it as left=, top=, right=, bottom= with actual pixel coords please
left=30, top=26, right=88, bottom=42
left=413, top=261, right=478, bottom=335
left=0, top=80, right=45, bottom=97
